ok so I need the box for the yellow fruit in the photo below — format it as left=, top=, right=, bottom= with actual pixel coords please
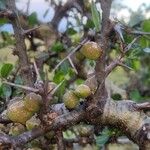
left=7, top=101, right=33, bottom=124
left=63, top=91, right=79, bottom=109
left=9, top=123, right=25, bottom=136
left=24, top=93, right=42, bottom=113
left=75, top=84, right=91, bottom=98
left=80, top=41, right=102, bottom=60
left=26, top=116, right=41, bottom=130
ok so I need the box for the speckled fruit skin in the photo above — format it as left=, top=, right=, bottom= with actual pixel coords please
left=9, top=123, right=25, bottom=136
left=26, top=116, right=40, bottom=130
left=7, top=101, right=33, bottom=124
left=24, top=93, right=42, bottom=113
left=80, top=41, right=102, bottom=60
left=63, top=91, right=79, bottom=109
left=75, top=84, right=91, bottom=98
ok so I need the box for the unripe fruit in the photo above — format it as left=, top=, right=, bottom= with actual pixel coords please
left=75, top=84, right=91, bottom=98
left=26, top=116, right=41, bottom=130
left=63, top=91, right=79, bottom=109
left=75, top=51, right=85, bottom=61
left=7, top=101, right=33, bottom=124
left=80, top=41, right=102, bottom=60
left=24, top=93, right=42, bottom=113
left=9, top=123, right=25, bottom=136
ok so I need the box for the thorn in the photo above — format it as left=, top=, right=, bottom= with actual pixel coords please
left=118, top=62, right=133, bottom=70
left=68, top=57, right=78, bottom=74
left=3, top=81, right=39, bottom=93
left=22, top=26, right=41, bottom=35
left=51, top=79, right=65, bottom=95
left=114, top=23, right=125, bottom=42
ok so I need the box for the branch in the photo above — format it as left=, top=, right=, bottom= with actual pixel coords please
left=6, top=0, right=34, bottom=86
left=94, top=0, right=113, bottom=101
left=105, top=36, right=139, bottom=76
left=51, top=0, right=82, bottom=28
left=0, top=9, right=14, bottom=19
left=0, top=108, right=85, bottom=147
left=136, top=102, right=150, bottom=110
left=56, top=130, right=65, bottom=150
left=3, top=81, right=39, bottom=93
left=0, top=101, right=149, bottom=149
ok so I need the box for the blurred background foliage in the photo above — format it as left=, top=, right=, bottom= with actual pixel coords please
left=0, top=0, right=150, bottom=149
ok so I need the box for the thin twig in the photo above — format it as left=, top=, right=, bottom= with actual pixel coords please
left=22, top=26, right=41, bottom=35
left=50, top=79, right=65, bottom=95
left=136, top=102, right=150, bottom=110
left=33, top=59, right=41, bottom=80
left=3, top=81, right=39, bottom=93
left=130, top=31, right=150, bottom=35
left=124, top=36, right=140, bottom=53
left=68, top=57, right=78, bottom=74
left=52, top=38, right=88, bottom=73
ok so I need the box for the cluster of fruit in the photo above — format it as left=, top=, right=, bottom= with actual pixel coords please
left=63, top=84, right=91, bottom=109
left=63, top=41, right=102, bottom=109
left=7, top=93, right=42, bottom=125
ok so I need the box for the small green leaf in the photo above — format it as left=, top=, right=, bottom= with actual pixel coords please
left=28, top=12, right=38, bottom=26
left=129, top=89, right=141, bottom=102
left=140, top=37, right=150, bottom=48
left=0, top=63, right=13, bottom=78
left=51, top=42, right=64, bottom=52
left=84, top=19, right=95, bottom=30
left=142, top=20, right=150, bottom=32
left=1, top=84, right=12, bottom=98
left=67, top=28, right=77, bottom=35
left=96, top=128, right=110, bottom=147
left=0, top=18, right=8, bottom=25
left=111, top=93, right=122, bottom=100
left=91, top=1, right=101, bottom=32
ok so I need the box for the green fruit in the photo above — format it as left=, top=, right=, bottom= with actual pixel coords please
left=75, top=51, right=85, bottom=61
left=24, top=93, right=42, bottom=113
left=63, top=91, right=79, bottom=109
left=75, top=84, right=91, bottom=98
left=26, top=116, right=41, bottom=130
left=9, top=123, right=25, bottom=136
left=7, top=101, right=33, bottom=124
left=80, top=41, right=102, bottom=60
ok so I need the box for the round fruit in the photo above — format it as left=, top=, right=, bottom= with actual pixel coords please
left=26, top=116, right=41, bottom=130
left=75, top=51, right=85, bottom=61
left=80, top=41, right=102, bottom=60
left=75, top=84, right=91, bottom=98
left=7, top=101, right=33, bottom=124
left=24, top=93, right=42, bottom=113
left=63, top=90, right=79, bottom=109
left=9, top=123, right=25, bottom=136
